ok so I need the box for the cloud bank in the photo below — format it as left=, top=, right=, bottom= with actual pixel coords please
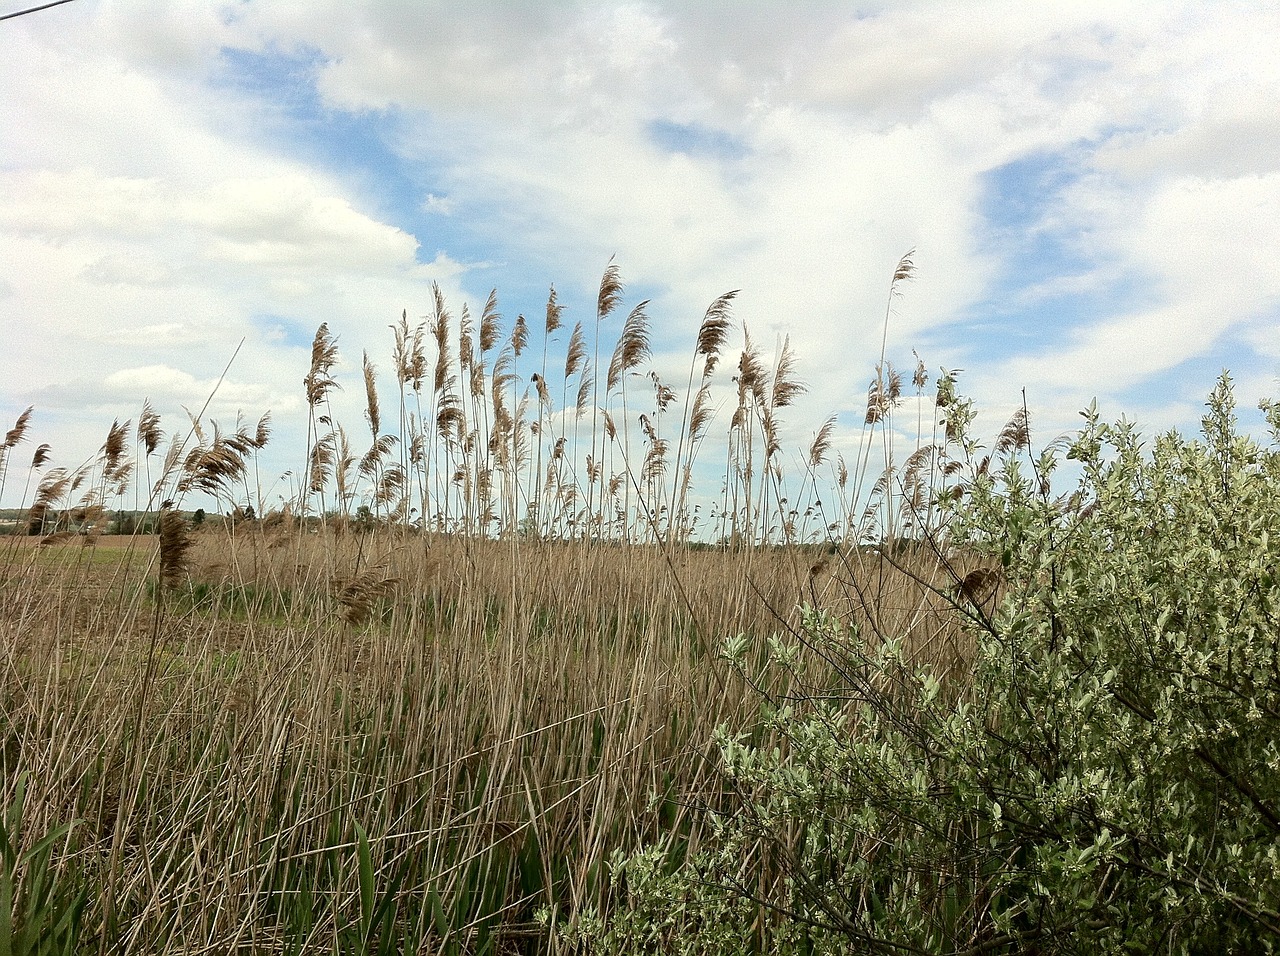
left=2, top=0, right=1277, bottom=509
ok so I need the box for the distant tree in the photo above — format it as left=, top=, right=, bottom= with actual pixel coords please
left=192, top=508, right=206, bottom=527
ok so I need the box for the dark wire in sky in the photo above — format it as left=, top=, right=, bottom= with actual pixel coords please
left=1, top=0, right=79, bottom=23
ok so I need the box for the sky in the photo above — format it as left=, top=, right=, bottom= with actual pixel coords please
left=2, top=0, right=1279, bottom=519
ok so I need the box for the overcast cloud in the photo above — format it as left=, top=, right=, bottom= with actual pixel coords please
left=2, top=0, right=1278, bottom=512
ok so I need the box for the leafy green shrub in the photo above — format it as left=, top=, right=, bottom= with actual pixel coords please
left=571, top=373, right=1280, bottom=954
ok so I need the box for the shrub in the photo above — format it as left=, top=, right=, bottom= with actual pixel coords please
left=571, top=372, right=1280, bottom=954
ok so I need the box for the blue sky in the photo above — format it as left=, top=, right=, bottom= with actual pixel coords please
left=2, top=0, right=1278, bottom=517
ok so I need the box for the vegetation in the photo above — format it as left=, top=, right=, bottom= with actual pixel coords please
left=569, top=373, right=1280, bottom=954
left=1, top=261, right=1277, bottom=953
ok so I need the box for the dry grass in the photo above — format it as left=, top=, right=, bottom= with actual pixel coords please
left=0, top=259, right=1005, bottom=952
left=0, top=521, right=978, bottom=953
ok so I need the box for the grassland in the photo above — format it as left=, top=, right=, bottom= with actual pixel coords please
left=7, top=289, right=1276, bottom=952
left=0, top=258, right=1011, bottom=952
left=1, top=521, right=977, bottom=954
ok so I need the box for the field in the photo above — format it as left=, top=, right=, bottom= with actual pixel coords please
left=2, top=267, right=1277, bottom=952
left=1, top=524, right=975, bottom=954
left=0, top=261, right=984, bottom=953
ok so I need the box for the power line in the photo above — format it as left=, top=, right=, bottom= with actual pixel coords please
left=1, top=0, right=79, bottom=22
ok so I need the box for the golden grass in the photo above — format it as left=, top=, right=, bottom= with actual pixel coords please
left=0, top=258, right=1000, bottom=951
left=1, top=522, right=977, bottom=953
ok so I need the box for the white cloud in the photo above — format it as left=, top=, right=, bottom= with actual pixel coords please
left=103, top=364, right=223, bottom=397
left=422, top=193, right=455, bottom=216
left=4, top=0, right=1280, bottom=508
left=0, top=170, right=419, bottom=274
left=988, top=170, right=1280, bottom=399
left=1126, top=173, right=1280, bottom=314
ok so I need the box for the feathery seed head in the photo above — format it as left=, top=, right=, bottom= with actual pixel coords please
left=480, top=289, right=501, bottom=353
left=511, top=313, right=529, bottom=357
left=3, top=406, right=33, bottom=450
left=545, top=285, right=564, bottom=335
left=607, top=300, right=650, bottom=392
left=565, top=322, right=587, bottom=379
left=809, top=414, right=837, bottom=467
left=696, top=291, right=736, bottom=375
left=597, top=258, right=624, bottom=322
left=362, top=352, right=381, bottom=437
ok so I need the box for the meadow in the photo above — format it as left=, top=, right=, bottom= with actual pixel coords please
left=1, top=520, right=977, bottom=954
left=2, top=260, right=1277, bottom=953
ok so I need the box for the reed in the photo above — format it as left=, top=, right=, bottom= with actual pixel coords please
left=0, top=258, right=993, bottom=953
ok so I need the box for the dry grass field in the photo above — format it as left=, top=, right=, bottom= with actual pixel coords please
left=4, top=270, right=1275, bottom=951
left=0, top=259, right=1004, bottom=952
left=0, top=522, right=979, bottom=954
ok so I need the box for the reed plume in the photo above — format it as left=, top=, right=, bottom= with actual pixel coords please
left=432, top=284, right=452, bottom=397
left=307, top=432, right=335, bottom=495
left=545, top=284, right=564, bottom=335
left=912, top=352, right=929, bottom=392
left=177, top=422, right=252, bottom=503
left=304, top=324, right=340, bottom=407
left=101, top=419, right=130, bottom=479
left=809, top=414, right=837, bottom=468
left=597, top=259, right=623, bottom=323
left=28, top=467, right=69, bottom=534
left=332, top=566, right=398, bottom=625
left=533, top=373, right=551, bottom=409
left=458, top=303, right=474, bottom=371
left=736, top=331, right=766, bottom=404
left=390, top=309, right=412, bottom=387
left=995, top=406, right=1030, bottom=455
left=0, top=405, right=34, bottom=504
left=360, top=434, right=396, bottom=479
left=479, top=289, right=501, bottom=353
left=697, top=291, right=736, bottom=376
left=158, top=501, right=191, bottom=588
left=564, top=322, right=587, bottom=380
left=511, top=314, right=529, bottom=358
left=253, top=412, right=271, bottom=450
left=137, top=401, right=162, bottom=456
left=769, top=337, right=805, bottom=411
left=606, top=300, right=651, bottom=393
left=3, top=405, right=32, bottom=450
left=575, top=367, right=593, bottom=421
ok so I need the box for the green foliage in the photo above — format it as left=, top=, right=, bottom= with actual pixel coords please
left=109, top=511, right=158, bottom=535
left=576, top=372, right=1280, bottom=954
left=0, top=775, right=86, bottom=956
